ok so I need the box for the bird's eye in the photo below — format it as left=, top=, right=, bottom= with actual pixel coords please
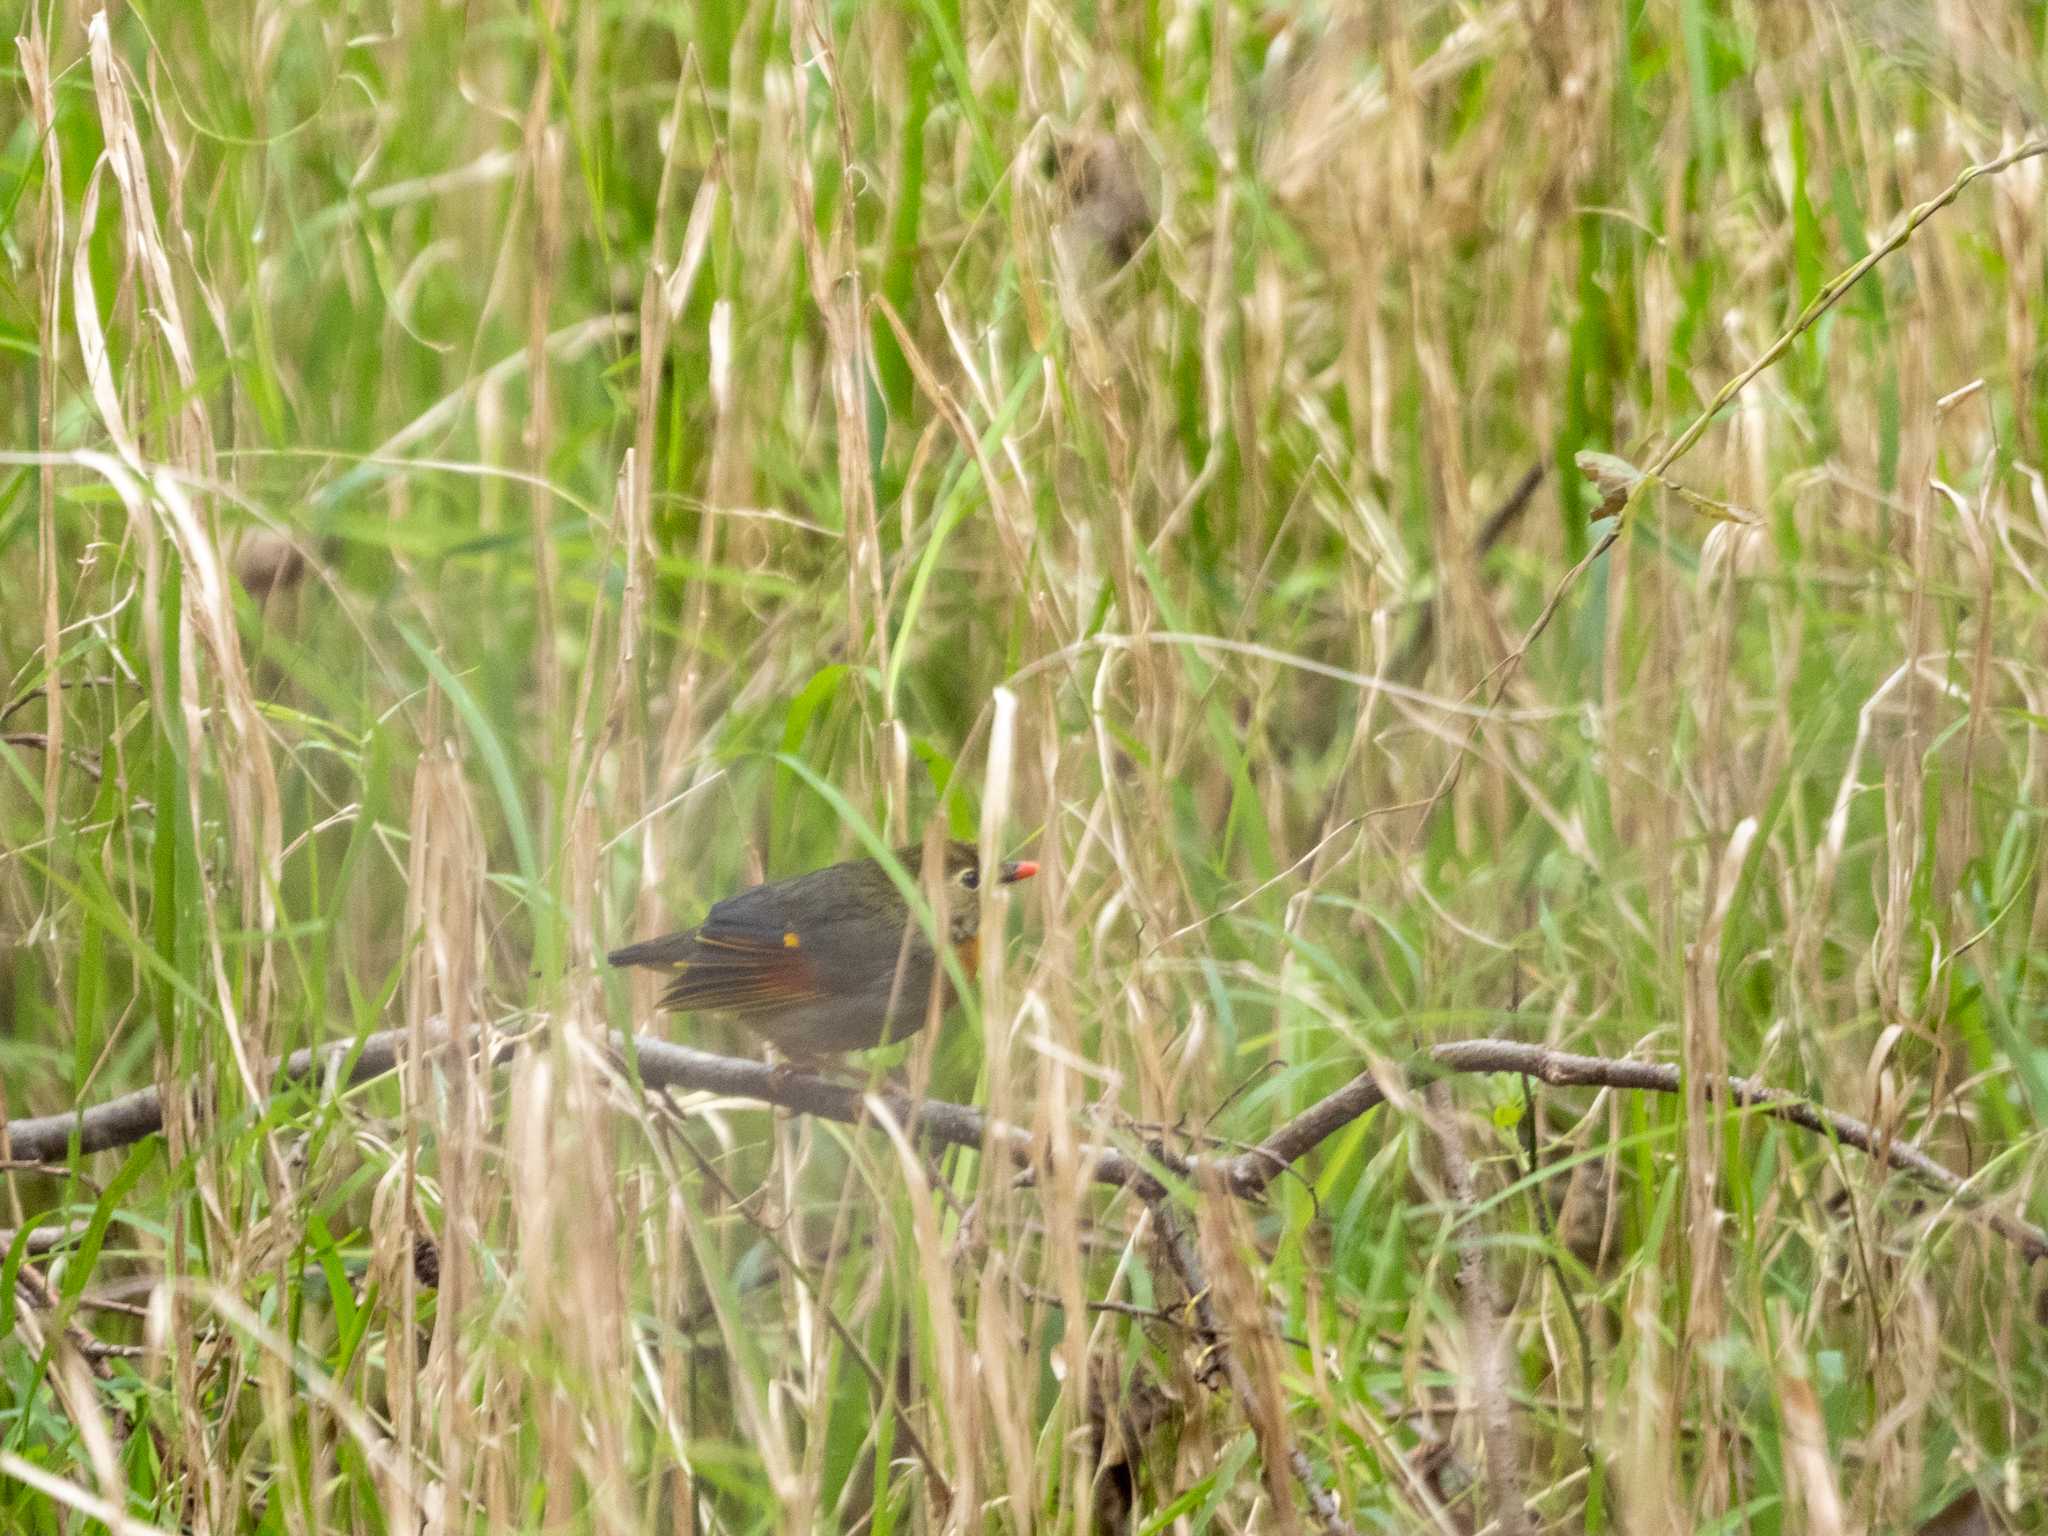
left=959, top=867, right=980, bottom=890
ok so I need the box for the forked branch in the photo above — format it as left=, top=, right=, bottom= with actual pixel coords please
left=6, top=1026, right=2041, bottom=1261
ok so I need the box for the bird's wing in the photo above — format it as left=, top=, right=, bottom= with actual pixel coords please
left=636, top=941, right=822, bottom=1014
left=612, top=866, right=892, bottom=1015
left=641, top=904, right=827, bottom=1015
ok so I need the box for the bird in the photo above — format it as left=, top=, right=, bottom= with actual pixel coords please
left=608, top=840, right=1038, bottom=1055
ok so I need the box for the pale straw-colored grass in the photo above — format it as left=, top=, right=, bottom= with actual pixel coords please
left=4, top=2, right=2047, bottom=1533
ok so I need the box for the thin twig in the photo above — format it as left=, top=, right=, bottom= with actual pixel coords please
left=0, top=734, right=104, bottom=780
left=1015, top=1280, right=1194, bottom=1331
left=11, top=1263, right=141, bottom=1423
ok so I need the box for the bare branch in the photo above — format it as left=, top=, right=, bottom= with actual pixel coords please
left=4, top=1028, right=2041, bottom=1262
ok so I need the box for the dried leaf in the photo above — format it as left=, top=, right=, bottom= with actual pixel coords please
left=1574, top=450, right=1646, bottom=519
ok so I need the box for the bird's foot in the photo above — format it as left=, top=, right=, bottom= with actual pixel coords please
left=769, top=1052, right=852, bottom=1086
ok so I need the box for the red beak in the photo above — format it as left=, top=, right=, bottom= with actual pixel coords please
left=1000, top=860, right=1039, bottom=883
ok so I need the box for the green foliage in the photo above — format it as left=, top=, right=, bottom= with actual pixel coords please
left=2, top=1, right=2045, bottom=1531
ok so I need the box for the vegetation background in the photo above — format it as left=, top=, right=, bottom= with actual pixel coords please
left=3, top=0, right=2046, bottom=1530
